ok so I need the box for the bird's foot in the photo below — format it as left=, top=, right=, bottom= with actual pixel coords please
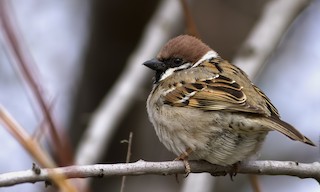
left=174, top=148, right=193, bottom=181
left=228, top=161, right=241, bottom=181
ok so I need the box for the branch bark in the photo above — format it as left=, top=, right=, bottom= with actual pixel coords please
left=0, top=160, right=319, bottom=187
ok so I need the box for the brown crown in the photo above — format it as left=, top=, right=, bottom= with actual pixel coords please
left=157, top=35, right=212, bottom=64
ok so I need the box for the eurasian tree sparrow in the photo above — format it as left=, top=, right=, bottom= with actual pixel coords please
left=144, top=35, right=314, bottom=169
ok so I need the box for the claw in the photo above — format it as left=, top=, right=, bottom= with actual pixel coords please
left=174, top=159, right=191, bottom=182
left=229, top=161, right=241, bottom=181
left=183, top=159, right=191, bottom=177
left=174, top=148, right=193, bottom=181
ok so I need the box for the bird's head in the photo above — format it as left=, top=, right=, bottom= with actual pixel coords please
left=143, top=35, right=218, bottom=83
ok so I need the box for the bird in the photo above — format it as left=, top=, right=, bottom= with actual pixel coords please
left=143, top=35, right=315, bottom=172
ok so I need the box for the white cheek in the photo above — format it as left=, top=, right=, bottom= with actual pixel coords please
left=192, top=50, right=218, bottom=67
left=160, top=68, right=176, bottom=81
left=159, top=63, right=192, bottom=81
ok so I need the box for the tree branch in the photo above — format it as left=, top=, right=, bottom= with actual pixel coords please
left=0, top=0, right=73, bottom=165
left=0, top=106, right=76, bottom=191
left=0, top=160, right=319, bottom=187
left=233, top=0, right=311, bottom=79
left=179, top=0, right=199, bottom=37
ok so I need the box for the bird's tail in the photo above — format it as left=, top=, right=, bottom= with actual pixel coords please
left=264, top=116, right=315, bottom=146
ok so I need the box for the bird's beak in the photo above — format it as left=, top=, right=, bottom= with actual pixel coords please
left=143, top=58, right=166, bottom=71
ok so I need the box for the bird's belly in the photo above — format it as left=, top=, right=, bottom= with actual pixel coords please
left=148, top=104, right=269, bottom=165
left=194, top=130, right=268, bottom=165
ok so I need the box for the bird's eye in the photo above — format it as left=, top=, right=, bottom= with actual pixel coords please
left=173, top=58, right=183, bottom=65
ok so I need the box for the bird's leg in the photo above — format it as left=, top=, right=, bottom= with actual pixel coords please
left=229, top=161, right=241, bottom=181
left=174, top=147, right=193, bottom=177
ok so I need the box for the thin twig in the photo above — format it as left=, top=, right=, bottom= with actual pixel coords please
left=0, top=106, right=76, bottom=191
left=120, top=132, right=133, bottom=192
left=32, top=98, right=56, bottom=141
left=179, top=0, right=199, bottom=37
left=0, top=0, right=73, bottom=165
left=249, top=175, right=261, bottom=192
left=0, top=160, right=319, bottom=187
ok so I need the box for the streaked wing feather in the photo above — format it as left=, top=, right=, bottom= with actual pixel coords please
left=163, top=74, right=266, bottom=114
left=253, top=85, right=280, bottom=117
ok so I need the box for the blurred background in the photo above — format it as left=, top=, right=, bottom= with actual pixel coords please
left=0, top=0, right=319, bottom=192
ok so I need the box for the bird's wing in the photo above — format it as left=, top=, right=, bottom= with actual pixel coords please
left=163, top=71, right=267, bottom=114
left=162, top=58, right=271, bottom=114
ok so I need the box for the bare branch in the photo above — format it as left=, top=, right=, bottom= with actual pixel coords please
left=249, top=175, right=261, bottom=192
left=179, top=0, right=199, bottom=37
left=120, top=132, right=133, bottom=192
left=0, top=0, right=73, bottom=165
left=0, top=106, right=77, bottom=191
left=0, top=160, right=319, bottom=187
left=233, top=0, right=312, bottom=79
